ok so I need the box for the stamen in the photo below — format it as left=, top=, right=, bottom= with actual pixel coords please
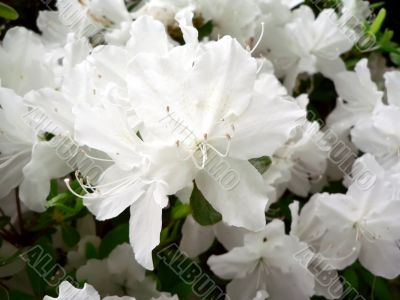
left=65, top=171, right=141, bottom=199
left=250, top=22, right=265, bottom=54
left=64, top=178, right=87, bottom=199
left=81, top=150, right=115, bottom=162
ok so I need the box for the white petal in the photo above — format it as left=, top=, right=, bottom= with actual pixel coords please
left=44, top=281, right=100, bottom=300
left=384, top=71, right=400, bottom=107
left=207, top=247, right=259, bottom=280
left=129, top=185, right=167, bottom=270
left=175, top=9, right=198, bottom=44
left=333, top=58, right=383, bottom=111
left=229, top=92, right=305, bottom=159
left=107, top=243, right=146, bottom=281
left=24, top=88, right=74, bottom=134
left=213, top=222, right=248, bottom=250
left=83, top=165, right=144, bottom=220
left=73, top=103, right=142, bottom=170
left=0, top=150, right=30, bottom=199
left=127, top=16, right=169, bottom=57
left=20, top=141, right=71, bottom=212
left=180, top=215, right=214, bottom=257
left=226, top=268, right=268, bottom=300
left=195, top=158, right=268, bottom=231
left=359, top=238, right=400, bottom=279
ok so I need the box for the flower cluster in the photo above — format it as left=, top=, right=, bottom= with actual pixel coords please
left=0, top=0, right=399, bottom=299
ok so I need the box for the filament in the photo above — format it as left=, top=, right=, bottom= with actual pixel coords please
left=250, top=22, right=265, bottom=54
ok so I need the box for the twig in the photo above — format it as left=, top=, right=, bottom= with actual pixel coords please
left=371, top=276, right=377, bottom=300
left=0, top=207, right=19, bottom=237
left=15, top=188, right=24, bottom=235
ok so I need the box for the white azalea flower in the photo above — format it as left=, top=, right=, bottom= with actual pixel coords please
left=291, top=154, right=400, bottom=279
left=194, top=0, right=261, bottom=43
left=133, top=0, right=192, bottom=28
left=152, top=295, right=179, bottom=300
left=0, top=87, right=71, bottom=211
left=208, top=219, right=315, bottom=300
left=340, top=0, right=370, bottom=20
left=351, top=70, right=400, bottom=166
left=73, top=16, right=304, bottom=269
left=37, top=11, right=71, bottom=46
left=43, top=281, right=136, bottom=300
left=327, top=59, right=383, bottom=142
left=325, top=58, right=383, bottom=179
left=57, top=0, right=132, bottom=43
left=180, top=215, right=249, bottom=257
left=263, top=6, right=353, bottom=92
left=76, top=244, right=159, bottom=299
left=263, top=120, right=329, bottom=199
left=127, top=27, right=304, bottom=229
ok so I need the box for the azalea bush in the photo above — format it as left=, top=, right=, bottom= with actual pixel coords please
left=0, top=0, right=400, bottom=299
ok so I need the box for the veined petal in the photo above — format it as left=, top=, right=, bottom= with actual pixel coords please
left=83, top=165, right=145, bottom=221
left=20, top=141, right=72, bottom=212
left=195, top=158, right=268, bottom=231
left=74, top=103, right=142, bottom=170
left=127, top=16, right=170, bottom=57
left=129, top=184, right=167, bottom=270
left=229, top=92, right=305, bottom=159
left=384, top=71, right=400, bottom=107
left=180, top=215, right=215, bottom=257
left=208, top=247, right=260, bottom=280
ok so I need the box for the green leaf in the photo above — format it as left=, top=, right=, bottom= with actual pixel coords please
left=171, top=201, right=191, bottom=220
left=198, top=20, right=213, bottom=41
left=48, top=179, right=59, bottom=199
left=249, top=156, right=272, bottom=174
left=379, top=29, right=394, bottom=47
left=0, top=2, right=18, bottom=20
left=85, top=242, right=98, bottom=259
left=369, top=1, right=385, bottom=9
left=47, top=193, right=75, bottom=208
left=9, top=290, right=34, bottom=300
left=343, top=267, right=359, bottom=290
left=370, top=8, right=386, bottom=34
left=190, top=184, right=222, bottom=226
left=0, top=215, right=11, bottom=229
left=390, top=51, right=400, bottom=66
left=47, top=191, right=84, bottom=220
left=99, top=224, right=129, bottom=258
left=61, top=225, right=80, bottom=247
left=25, top=238, right=56, bottom=297
left=373, top=277, right=392, bottom=300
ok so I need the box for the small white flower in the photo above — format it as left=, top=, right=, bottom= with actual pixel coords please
left=76, top=244, right=159, bottom=299
left=43, top=281, right=136, bottom=300
left=208, top=219, right=315, bottom=300
left=291, top=154, right=400, bottom=279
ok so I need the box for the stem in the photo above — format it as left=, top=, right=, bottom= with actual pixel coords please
left=15, top=188, right=24, bottom=235
left=371, top=276, right=376, bottom=300
left=0, top=208, right=19, bottom=237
